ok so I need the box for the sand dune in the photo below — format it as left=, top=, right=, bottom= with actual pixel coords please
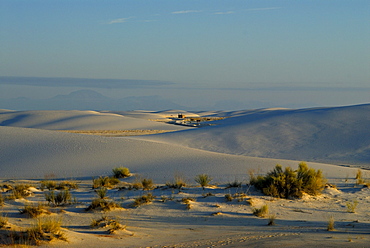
left=0, top=109, right=189, bottom=131
left=139, top=104, right=370, bottom=167
left=1, top=104, right=369, bottom=247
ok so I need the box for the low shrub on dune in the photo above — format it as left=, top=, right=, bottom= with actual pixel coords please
left=250, top=162, right=326, bottom=199
left=112, top=167, right=131, bottom=178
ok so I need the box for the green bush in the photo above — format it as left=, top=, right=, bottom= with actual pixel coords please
left=112, top=167, right=131, bottom=178
left=250, top=162, right=326, bottom=199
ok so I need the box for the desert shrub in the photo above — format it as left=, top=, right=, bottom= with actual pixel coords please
left=166, top=175, right=187, bottom=189
left=327, top=216, right=335, bottom=231
left=267, top=214, right=276, bottom=226
left=86, top=199, right=120, bottom=211
left=92, top=176, right=120, bottom=189
left=7, top=184, right=32, bottom=199
left=346, top=200, right=359, bottom=213
left=141, top=178, right=154, bottom=190
left=45, top=190, right=72, bottom=206
left=56, top=181, right=78, bottom=190
left=253, top=204, right=269, bottom=218
left=20, top=203, right=49, bottom=218
left=133, top=193, right=155, bottom=207
left=26, top=217, right=66, bottom=244
left=0, top=213, right=8, bottom=228
left=95, top=187, right=107, bottom=199
left=355, top=169, right=365, bottom=185
left=226, top=180, right=242, bottom=188
left=0, top=193, right=4, bottom=206
left=112, top=167, right=131, bottom=178
left=225, top=194, right=233, bottom=202
left=195, top=174, right=212, bottom=189
left=250, top=163, right=326, bottom=199
left=40, top=180, right=57, bottom=191
left=90, top=216, right=126, bottom=234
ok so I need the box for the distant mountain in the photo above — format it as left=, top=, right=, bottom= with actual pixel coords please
left=0, top=90, right=187, bottom=111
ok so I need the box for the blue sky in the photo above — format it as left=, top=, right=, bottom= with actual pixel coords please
left=0, top=0, right=369, bottom=110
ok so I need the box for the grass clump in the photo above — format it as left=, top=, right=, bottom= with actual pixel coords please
left=56, top=181, right=78, bottom=190
left=250, top=162, right=326, bottom=199
left=20, top=203, right=49, bottom=218
left=226, top=180, right=242, bottom=188
left=92, top=176, right=120, bottom=189
left=133, top=193, right=155, bottom=207
left=45, top=190, right=72, bottom=207
left=90, top=216, right=126, bottom=234
left=0, top=193, right=4, bottom=206
left=225, top=194, right=233, bottom=202
left=166, top=175, right=187, bottom=189
left=40, top=180, right=57, bottom=191
left=112, top=167, right=131, bottom=178
left=7, top=184, right=32, bottom=199
left=26, top=217, right=66, bottom=244
left=267, top=214, right=276, bottom=226
left=195, top=174, right=212, bottom=189
left=346, top=200, right=359, bottom=213
left=141, top=178, right=154, bottom=190
left=86, top=199, right=120, bottom=211
left=252, top=204, right=269, bottom=218
left=0, top=213, right=8, bottom=228
left=95, top=187, right=108, bottom=199
left=327, top=215, right=335, bottom=231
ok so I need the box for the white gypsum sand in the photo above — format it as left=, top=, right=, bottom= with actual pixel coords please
left=0, top=104, right=369, bottom=247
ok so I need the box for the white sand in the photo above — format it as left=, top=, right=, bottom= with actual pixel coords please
left=0, top=104, right=369, bottom=247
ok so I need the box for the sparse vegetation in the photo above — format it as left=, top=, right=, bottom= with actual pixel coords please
left=253, top=204, right=269, bottom=218
left=327, top=216, right=335, bottom=231
left=346, top=200, right=359, bottom=213
left=0, top=213, right=8, bottom=228
left=40, top=180, right=57, bottom=191
left=225, top=194, right=233, bottom=202
left=112, top=167, right=131, bottom=178
left=45, top=190, right=73, bottom=207
left=7, top=184, right=32, bottom=199
left=166, top=175, right=187, bottom=189
left=195, top=174, right=212, bottom=189
left=141, top=178, right=154, bottom=190
left=92, top=176, right=120, bottom=189
left=0, top=193, right=4, bottom=206
left=20, top=203, right=49, bottom=218
left=86, top=198, right=120, bottom=211
left=226, top=180, right=242, bottom=188
left=95, top=187, right=108, bottom=199
left=26, top=217, right=66, bottom=244
left=56, top=181, right=78, bottom=190
left=90, top=216, right=126, bottom=234
left=133, top=193, right=155, bottom=207
left=356, top=169, right=364, bottom=185
left=250, top=163, right=326, bottom=199
left=267, top=214, right=276, bottom=225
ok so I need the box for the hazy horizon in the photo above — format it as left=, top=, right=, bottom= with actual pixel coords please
left=1, top=0, right=369, bottom=110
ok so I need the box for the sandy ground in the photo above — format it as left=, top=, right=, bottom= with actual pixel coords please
left=0, top=104, right=369, bottom=247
